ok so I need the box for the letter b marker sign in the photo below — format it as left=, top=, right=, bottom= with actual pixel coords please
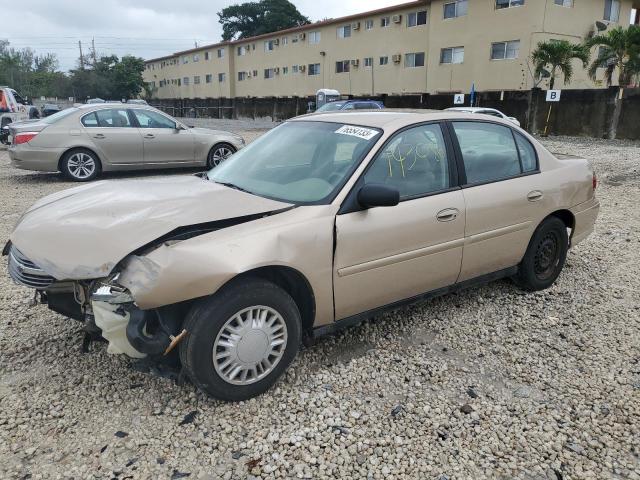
left=546, top=90, right=561, bottom=102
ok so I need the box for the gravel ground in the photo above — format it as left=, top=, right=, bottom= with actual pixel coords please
left=0, top=128, right=639, bottom=480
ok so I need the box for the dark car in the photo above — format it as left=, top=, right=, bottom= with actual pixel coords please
left=315, top=99, right=384, bottom=112
left=41, top=104, right=62, bottom=117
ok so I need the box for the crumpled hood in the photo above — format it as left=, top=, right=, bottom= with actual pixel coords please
left=10, top=176, right=291, bottom=280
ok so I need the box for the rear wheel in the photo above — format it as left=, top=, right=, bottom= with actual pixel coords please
left=514, top=216, right=568, bottom=291
left=60, top=149, right=101, bottom=182
left=180, top=278, right=301, bottom=401
left=207, top=143, right=236, bottom=169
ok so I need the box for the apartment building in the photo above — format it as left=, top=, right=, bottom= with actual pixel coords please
left=144, top=0, right=639, bottom=99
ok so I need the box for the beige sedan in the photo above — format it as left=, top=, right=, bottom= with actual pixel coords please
left=7, top=104, right=245, bottom=181
left=5, top=111, right=599, bottom=401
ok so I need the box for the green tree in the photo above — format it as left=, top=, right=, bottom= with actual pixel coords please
left=587, top=25, right=640, bottom=87
left=68, top=55, right=145, bottom=101
left=218, top=0, right=310, bottom=41
left=531, top=40, right=590, bottom=89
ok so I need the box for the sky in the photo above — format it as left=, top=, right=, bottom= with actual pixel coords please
left=2, top=0, right=411, bottom=71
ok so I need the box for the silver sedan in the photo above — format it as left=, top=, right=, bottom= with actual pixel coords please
left=7, top=105, right=245, bottom=181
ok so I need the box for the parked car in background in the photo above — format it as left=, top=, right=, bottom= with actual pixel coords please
left=315, top=99, right=384, bottom=112
left=4, top=111, right=599, bottom=401
left=126, top=99, right=148, bottom=105
left=41, top=103, right=62, bottom=117
left=446, top=107, right=520, bottom=127
left=86, top=98, right=106, bottom=104
left=1, top=86, right=41, bottom=144
left=7, top=104, right=245, bottom=181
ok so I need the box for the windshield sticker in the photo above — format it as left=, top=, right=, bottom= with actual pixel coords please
left=335, top=125, right=378, bottom=140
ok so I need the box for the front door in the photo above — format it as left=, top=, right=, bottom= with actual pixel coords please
left=81, top=108, right=143, bottom=165
left=449, top=120, right=546, bottom=281
left=333, top=122, right=465, bottom=320
left=130, top=109, right=195, bottom=164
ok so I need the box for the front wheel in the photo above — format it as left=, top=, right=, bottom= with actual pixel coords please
left=180, top=278, right=301, bottom=401
left=207, top=143, right=236, bottom=169
left=514, top=216, right=568, bottom=291
left=60, top=149, right=101, bottom=182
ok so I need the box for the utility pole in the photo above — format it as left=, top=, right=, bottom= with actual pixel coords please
left=78, top=40, right=85, bottom=69
left=91, top=38, right=97, bottom=66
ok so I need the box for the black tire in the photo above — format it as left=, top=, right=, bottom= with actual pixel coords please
left=0, top=119, right=11, bottom=145
left=206, top=143, right=236, bottom=169
left=60, top=149, right=101, bottom=182
left=179, top=277, right=302, bottom=401
left=514, top=216, right=568, bottom=291
left=29, top=108, right=40, bottom=119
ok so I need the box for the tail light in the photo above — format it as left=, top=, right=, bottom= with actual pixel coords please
left=13, top=132, right=38, bottom=145
left=592, top=173, right=597, bottom=191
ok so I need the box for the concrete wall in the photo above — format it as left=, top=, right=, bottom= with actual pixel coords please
left=150, top=87, right=640, bottom=139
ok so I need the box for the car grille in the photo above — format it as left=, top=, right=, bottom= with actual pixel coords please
left=7, top=246, right=55, bottom=289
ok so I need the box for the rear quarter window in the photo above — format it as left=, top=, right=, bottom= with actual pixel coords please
left=514, top=132, right=538, bottom=172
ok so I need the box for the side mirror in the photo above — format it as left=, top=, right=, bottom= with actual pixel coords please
left=357, top=184, right=400, bottom=209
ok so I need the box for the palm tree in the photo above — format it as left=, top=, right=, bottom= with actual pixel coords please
left=531, top=40, right=590, bottom=89
left=587, top=25, right=640, bottom=87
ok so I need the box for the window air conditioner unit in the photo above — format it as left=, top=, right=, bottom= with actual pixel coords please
left=274, top=39, right=280, bottom=45
left=392, top=54, right=402, bottom=63
left=392, top=14, right=402, bottom=23
left=299, top=65, right=306, bottom=72
left=274, top=67, right=280, bottom=74
left=352, top=22, right=360, bottom=30
left=299, top=33, right=306, bottom=40
left=246, top=72, right=252, bottom=78
left=351, top=59, right=360, bottom=67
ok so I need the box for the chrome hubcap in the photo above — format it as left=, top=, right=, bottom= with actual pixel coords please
left=210, top=146, right=233, bottom=167
left=67, top=153, right=96, bottom=179
left=213, top=306, right=287, bottom=385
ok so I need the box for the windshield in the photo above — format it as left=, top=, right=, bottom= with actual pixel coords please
left=316, top=102, right=345, bottom=112
left=208, top=121, right=381, bottom=204
left=41, top=107, right=78, bottom=124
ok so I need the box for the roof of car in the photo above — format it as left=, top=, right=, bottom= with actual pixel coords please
left=446, top=107, right=498, bottom=112
left=293, top=110, right=515, bottom=130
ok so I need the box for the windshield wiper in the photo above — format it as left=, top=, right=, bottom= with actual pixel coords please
left=214, top=180, right=253, bottom=195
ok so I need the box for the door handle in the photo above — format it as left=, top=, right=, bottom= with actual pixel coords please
left=144, top=134, right=155, bottom=139
left=92, top=134, right=105, bottom=139
left=436, top=208, right=459, bottom=222
left=527, top=190, right=543, bottom=202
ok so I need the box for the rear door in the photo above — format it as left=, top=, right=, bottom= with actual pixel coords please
left=81, top=108, right=144, bottom=165
left=449, top=120, right=544, bottom=281
left=130, top=109, right=195, bottom=164
left=333, top=122, right=465, bottom=319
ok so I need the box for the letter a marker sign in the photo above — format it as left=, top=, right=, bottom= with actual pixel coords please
left=453, top=94, right=465, bottom=105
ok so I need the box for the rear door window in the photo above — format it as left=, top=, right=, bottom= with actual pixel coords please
left=84, top=109, right=133, bottom=128
left=452, top=121, right=522, bottom=184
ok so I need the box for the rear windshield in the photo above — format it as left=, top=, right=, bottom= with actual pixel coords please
left=316, top=102, right=345, bottom=112
left=41, top=108, right=78, bottom=124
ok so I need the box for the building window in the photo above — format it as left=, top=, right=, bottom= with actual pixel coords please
left=491, top=40, right=520, bottom=59
left=554, top=0, right=573, bottom=6
left=238, top=72, right=247, bottom=81
left=282, top=36, right=288, bottom=45
left=407, top=11, right=427, bottom=27
left=405, top=52, right=426, bottom=67
left=336, top=60, right=350, bottom=73
left=193, top=54, right=199, bottom=62
left=217, top=48, right=224, bottom=58
left=604, top=0, right=620, bottom=21
left=309, top=31, right=321, bottom=44
left=308, top=63, right=321, bottom=75
left=381, top=16, right=390, bottom=27
left=292, top=65, right=299, bottom=73
left=292, top=36, right=298, bottom=44
left=337, top=25, right=351, bottom=38
left=205, top=74, right=213, bottom=83
left=237, top=46, right=246, bottom=56
left=218, top=73, right=226, bottom=82
left=283, top=66, right=289, bottom=74
left=440, top=47, right=464, bottom=64
left=379, top=56, right=389, bottom=65
left=183, top=76, right=190, bottom=85
left=194, top=76, right=200, bottom=84
left=264, top=40, right=275, bottom=52
left=495, top=0, right=524, bottom=9
left=264, top=68, right=275, bottom=79
left=204, top=52, right=210, bottom=60
left=444, top=0, right=468, bottom=18
left=364, top=57, right=373, bottom=67
left=182, top=56, right=189, bottom=64
left=365, top=19, right=374, bottom=30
